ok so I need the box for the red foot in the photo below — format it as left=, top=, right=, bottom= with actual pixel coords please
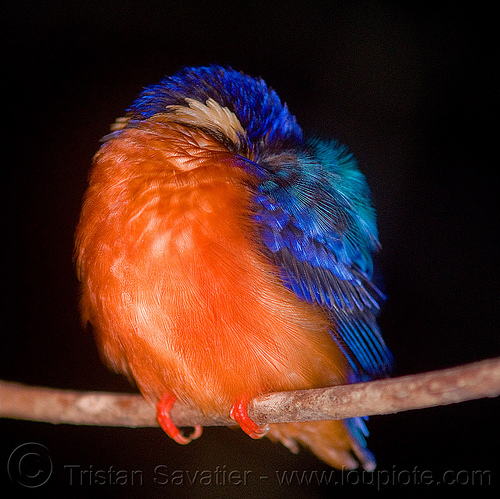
left=156, top=393, right=203, bottom=445
left=230, top=395, right=269, bottom=439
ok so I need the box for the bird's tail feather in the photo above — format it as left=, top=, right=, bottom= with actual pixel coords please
left=266, top=420, right=376, bottom=470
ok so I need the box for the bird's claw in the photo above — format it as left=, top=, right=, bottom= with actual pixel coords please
left=157, top=393, right=203, bottom=444
left=230, top=395, right=269, bottom=439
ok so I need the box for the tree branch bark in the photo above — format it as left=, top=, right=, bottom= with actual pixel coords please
left=1, top=358, right=499, bottom=428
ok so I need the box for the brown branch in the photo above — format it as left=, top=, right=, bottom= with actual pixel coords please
left=0, top=358, right=499, bottom=428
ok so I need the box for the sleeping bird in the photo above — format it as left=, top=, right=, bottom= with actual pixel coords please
left=74, top=65, right=392, bottom=470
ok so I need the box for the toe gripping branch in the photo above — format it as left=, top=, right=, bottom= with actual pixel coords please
left=156, top=393, right=203, bottom=445
left=230, top=395, right=269, bottom=439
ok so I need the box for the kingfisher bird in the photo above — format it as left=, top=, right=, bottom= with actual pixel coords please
left=74, top=65, right=392, bottom=470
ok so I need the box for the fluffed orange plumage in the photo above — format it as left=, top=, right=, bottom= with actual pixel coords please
left=75, top=66, right=390, bottom=470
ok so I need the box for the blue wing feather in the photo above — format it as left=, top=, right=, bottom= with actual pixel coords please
left=253, top=138, right=393, bottom=380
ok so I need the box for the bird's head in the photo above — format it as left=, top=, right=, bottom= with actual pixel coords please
left=109, top=65, right=303, bottom=162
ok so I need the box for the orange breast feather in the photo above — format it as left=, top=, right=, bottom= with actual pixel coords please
left=75, top=120, right=364, bottom=468
left=76, top=120, right=346, bottom=409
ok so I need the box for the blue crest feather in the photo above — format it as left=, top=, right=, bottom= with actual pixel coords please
left=128, top=65, right=303, bottom=150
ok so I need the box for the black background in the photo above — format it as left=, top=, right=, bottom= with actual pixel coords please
left=2, top=1, right=498, bottom=497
